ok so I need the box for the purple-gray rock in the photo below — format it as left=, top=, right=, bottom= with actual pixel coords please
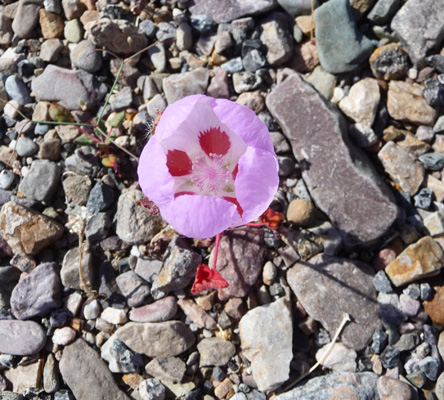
left=70, top=40, right=103, bottom=73
left=287, top=254, right=381, bottom=350
left=266, top=73, right=400, bottom=247
left=59, top=339, right=130, bottom=400
left=188, top=0, right=277, bottom=23
left=12, top=0, right=43, bottom=38
left=31, top=64, right=107, bottom=110
left=129, top=296, right=177, bottom=322
left=0, top=320, right=46, bottom=355
left=197, top=337, right=236, bottom=367
left=391, top=0, right=444, bottom=67
left=10, top=262, right=62, bottom=320
left=116, top=270, right=150, bottom=308
left=0, top=266, right=21, bottom=309
left=211, top=226, right=266, bottom=301
left=163, top=68, right=210, bottom=104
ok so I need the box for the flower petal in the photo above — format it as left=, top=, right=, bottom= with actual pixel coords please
left=159, top=195, right=240, bottom=238
left=198, top=127, right=231, bottom=157
left=191, top=263, right=229, bottom=295
left=211, top=98, right=275, bottom=154
left=166, top=149, right=193, bottom=176
left=137, top=136, right=174, bottom=206
left=234, top=147, right=279, bottom=225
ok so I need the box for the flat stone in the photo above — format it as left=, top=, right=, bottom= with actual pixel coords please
left=177, top=298, right=217, bottom=330
left=287, top=254, right=381, bottom=350
left=145, top=357, right=186, bottom=383
left=163, top=68, right=210, bottom=104
left=0, top=320, right=46, bottom=355
left=0, top=201, right=64, bottom=256
left=378, top=141, right=425, bottom=196
left=112, top=321, right=195, bottom=357
left=188, top=0, right=276, bottom=23
left=239, top=298, right=293, bottom=391
left=116, top=270, right=150, bottom=308
left=338, top=78, right=380, bottom=126
left=313, top=0, right=374, bottom=73
left=4, top=360, right=43, bottom=394
left=12, top=0, right=43, bottom=38
left=315, top=342, right=357, bottom=372
left=86, top=18, right=148, bottom=55
left=115, top=189, right=164, bottom=245
left=387, top=80, right=438, bottom=126
left=70, top=39, right=103, bottom=73
left=274, top=372, right=379, bottom=400
left=134, top=257, right=163, bottom=283
left=18, top=160, right=60, bottom=202
left=385, top=236, right=444, bottom=287
left=266, top=73, right=400, bottom=247
left=59, top=339, right=130, bottom=400
left=43, top=353, right=60, bottom=393
left=101, top=336, right=143, bottom=373
left=197, top=337, right=236, bottom=367
left=129, top=297, right=178, bottom=323
left=31, top=64, right=107, bottom=111
left=391, top=0, right=444, bottom=67
left=11, top=262, right=61, bottom=320
left=211, top=226, right=265, bottom=301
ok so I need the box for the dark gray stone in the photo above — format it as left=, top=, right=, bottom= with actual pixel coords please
left=418, top=152, right=444, bottom=170
left=18, top=160, right=61, bottom=202
left=10, top=262, right=61, bottom=320
left=116, top=270, right=150, bottom=308
left=424, top=79, right=444, bottom=107
left=371, top=329, right=388, bottom=354
left=380, top=345, right=400, bottom=368
left=5, top=76, right=32, bottom=105
left=373, top=270, right=393, bottom=294
left=221, top=57, right=244, bottom=73
left=276, top=0, right=320, bottom=17
left=391, top=0, right=444, bottom=67
left=266, top=73, right=400, bottom=246
left=287, top=254, right=381, bottom=351
left=313, top=0, right=374, bottom=73
left=86, top=181, right=115, bottom=214
left=70, top=40, right=103, bottom=73
left=0, top=266, right=20, bottom=309
left=367, top=0, right=401, bottom=25
left=414, top=188, right=434, bottom=209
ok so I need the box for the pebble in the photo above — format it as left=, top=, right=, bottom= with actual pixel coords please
left=377, top=376, right=415, bottom=400
left=0, top=320, right=46, bottom=355
left=378, top=141, right=424, bottom=196
left=286, top=198, right=316, bottom=227
left=380, top=345, right=400, bottom=368
left=112, top=321, right=195, bottom=357
left=288, top=254, right=381, bottom=350
left=221, top=57, right=243, bottom=73
left=0, top=169, right=15, bottom=190
left=12, top=0, right=42, bottom=39
left=52, top=326, right=76, bottom=346
left=15, top=137, right=38, bottom=157
left=197, top=337, right=236, bottom=367
left=371, top=329, right=388, bottom=354
left=232, top=71, right=262, bottom=93
left=86, top=181, right=115, bottom=214
left=387, top=80, right=438, bottom=126
left=59, top=339, right=130, bottom=400
left=83, top=299, right=100, bottom=320
left=70, top=39, right=103, bottom=73
left=43, top=353, right=60, bottom=394
left=64, top=18, right=83, bottom=43
left=116, top=271, right=150, bottom=308
left=418, top=152, right=444, bottom=171
left=385, top=236, right=444, bottom=287
left=313, top=0, right=373, bottom=73
left=177, top=298, right=217, bottom=330
left=239, top=298, right=292, bottom=391
left=266, top=73, right=400, bottom=246
left=403, top=284, right=421, bottom=299
left=39, top=9, right=64, bottom=39
left=39, top=138, right=61, bottom=161
left=304, top=65, right=336, bottom=99
left=260, top=12, right=293, bottom=66
left=139, top=379, right=166, bottom=400
left=369, top=43, right=409, bottom=80
left=424, top=79, right=444, bottom=107
left=61, top=247, right=93, bottom=290
left=5, top=75, right=32, bottom=106
left=399, top=294, right=420, bottom=317
left=115, top=189, right=163, bottom=245
left=4, top=359, right=43, bottom=394
left=146, top=357, right=186, bottom=383
left=374, top=270, right=393, bottom=293
left=148, top=43, right=167, bottom=72
left=101, top=337, right=144, bottom=373
left=163, top=67, right=210, bottom=104
left=63, top=174, right=91, bottom=205
left=424, top=211, right=444, bottom=236
left=101, top=307, right=128, bottom=325
left=39, top=38, right=65, bottom=63
left=0, top=201, right=64, bottom=256
left=62, top=0, right=85, bottom=20
left=211, top=227, right=265, bottom=301
left=424, top=285, right=444, bottom=327
left=176, top=22, right=192, bottom=51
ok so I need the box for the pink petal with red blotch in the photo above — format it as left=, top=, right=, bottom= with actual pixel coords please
left=212, top=98, right=275, bottom=154
left=159, top=194, right=241, bottom=239
left=191, top=263, right=229, bottom=295
left=166, top=149, right=193, bottom=176
left=198, top=127, right=231, bottom=157
left=234, top=146, right=279, bottom=226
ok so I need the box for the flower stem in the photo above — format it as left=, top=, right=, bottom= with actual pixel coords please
left=212, top=233, right=222, bottom=269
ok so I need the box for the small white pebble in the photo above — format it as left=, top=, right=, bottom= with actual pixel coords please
left=52, top=327, right=77, bottom=346
left=331, top=87, right=345, bottom=103
left=64, top=291, right=83, bottom=316
left=84, top=299, right=101, bottom=320
left=100, top=307, right=128, bottom=325
left=263, top=261, right=277, bottom=285
left=408, top=68, right=418, bottom=80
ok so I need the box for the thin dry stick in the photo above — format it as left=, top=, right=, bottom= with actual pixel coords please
left=281, top=313, right=351, bottom=392
left=310, top=0, right=315, bottom=43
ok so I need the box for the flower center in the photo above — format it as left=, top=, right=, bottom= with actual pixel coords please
left=191, top=155, right=233, bottom=196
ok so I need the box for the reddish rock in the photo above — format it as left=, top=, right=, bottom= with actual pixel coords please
left=424, top=284, right=444, bottom=327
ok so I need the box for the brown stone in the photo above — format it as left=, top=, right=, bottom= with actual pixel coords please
left=286, top=198, right=316, bottom=227
left=4, top=360, right=43, bottom=394
left=377, top=376, right=415, bottom=400
left=385, top=236, right=444, bottom=287
left=39, top=9, right=64, bottom=39
left=387, top=80, right=438, bottom=126
left=369, top=44, right=409, bottom=80
left=424, top=285, right=444, bottom=327
left=397, top=133, right=431, bottom=157
left=288, top=40, right=320, bottom=73
left=295, top=15, right=314, bottom=36
left=266, top=73, right=400, bottom=246
left=0, top=202, right=64, bottom=256
left=39, top=139, right=61, bottom=161
left=177, top=298, right=217, bottom=330
left=236, top=91, right=265, bottom=114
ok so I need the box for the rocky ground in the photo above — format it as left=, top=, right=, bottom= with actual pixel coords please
left=0, top=0, right=444, bottom=399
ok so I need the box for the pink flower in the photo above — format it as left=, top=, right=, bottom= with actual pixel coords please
left=137, top=95, right=279, bottom=239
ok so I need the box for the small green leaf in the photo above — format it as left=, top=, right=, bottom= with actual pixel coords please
left=49, top=103, right=74, bottom=123
left=75, top=134, right=95, bottom=145
left=109, top=111, right=125, bottom=128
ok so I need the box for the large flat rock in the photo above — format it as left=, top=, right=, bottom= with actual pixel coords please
left=266, top=73, right=400, bottom=247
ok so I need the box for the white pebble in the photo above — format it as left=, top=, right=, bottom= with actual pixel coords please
left=101, top=307, right=128, bottom=325
left=84, top=299, right=101, bottom=320
left=53, top=327, right=77, bottom=346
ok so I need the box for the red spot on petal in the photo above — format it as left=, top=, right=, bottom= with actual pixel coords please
left=260, top=207, right=285, bottom=231
left=223, top=196, right=243, bottom=217
left=174, top=191, right=196, bottom=198
left=232, top=164, right=239, bottom=180
left=166, top=149, right=193, bottom=176
left=199, top=127, right=230, bottom=157
left=139, top=197, right=160, bottom=215
left=191, top=264, right=229, bottom=295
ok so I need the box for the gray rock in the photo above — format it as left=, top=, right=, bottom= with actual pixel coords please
left=287, top=254, right=381, bottom=350
left=148, top=43, right=167, bottom=72
left=5, top=76, right=32, bottom=106
left=145, top=357, right=186, bottom=383
left=221, top=57, right=244, bottom=73
left=134, top=257, right=163, bottom=283
left=61, top=247, right=93, bottom=290
left=18, top=160, right=60, bottom=202
left=260, top=12, right=293, bottom=66
left=110, top=86, right=133, bottom=111
left=304, top=66, right=336, bottom=100
left=176, top=22, right=192, bottom=51
left=129, top=296, right=177, bottom=323
left=147, top=94, right=167, bottom=118
left=116, top=270, right=150, bottom=308
left=189, top=0, right=277, bottom=23
left=112, top=321, right=195, bottom=357
left=211, top=227, right=265, bottom=301
left=163, top=68, right=210, bottom=104
left=0, top=13, right=13, bottom=46
left=115, top=189, right=164, bottom=245
left=266, top=73, right=400, bottom=247
left=11, top=262, right=61, bottom=320
left=0, top=266, right=20, bottom=308
left=152, top=237, right=202, bottom=294
left=44, top=0, right=62, bottom=13
left=277, top=0, right=320, bottom=17
left=274, top=372, right=379, bottom=400
left=367, top=0, right=401, bottom=25
left=43, top=353, right=60, bottom=393
left=101, top=337, right=144, bottom=373
left=391, top=0, right=444, bottom=67
left=378, top=292, right=406, bottom=327
left=0, top=320, right=46, bottom=355
left=31, top=64, right=107, bottom=110
left=232, top=71, right=262, bottom=93
left=139, top=379, right=165, bottom=400
left=0, top=170, right=15, bottom=190
left=197, top=337, right=236, bottom=367
left=70, top=40, right=103, bottom=73
left=374, top=270, right=393, bottom=293
left=85, top=212, right=111, bottom=244
left=313, top=0, right=374, bottom=73
left=16, top=137, right=38, bottom=157
left=59, top=339, right=130, bottom=400
left=239, top=298, right=292, bottom=391
left=12, top=0, right=43, bottom=38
